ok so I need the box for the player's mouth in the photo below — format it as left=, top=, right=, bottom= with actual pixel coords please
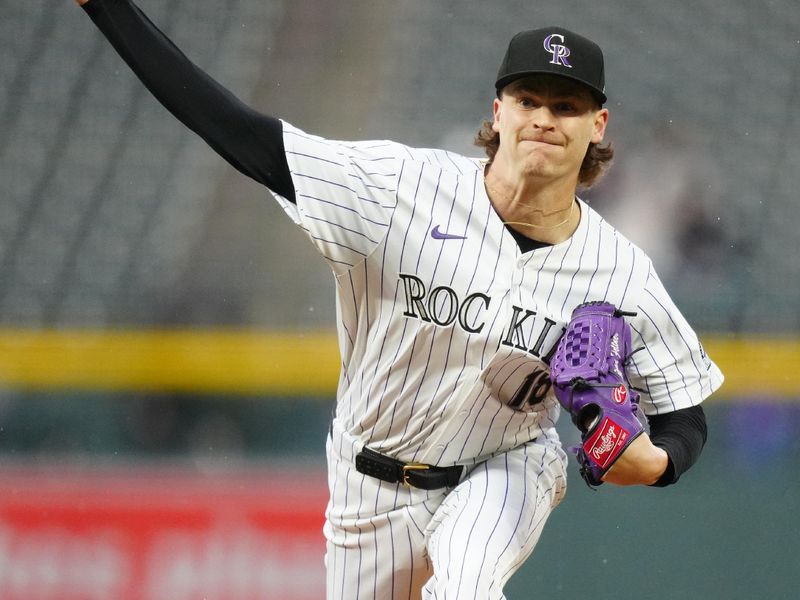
left=520, top=141, right=563, bottom=155
left=520, top=137, right=562, bottom=147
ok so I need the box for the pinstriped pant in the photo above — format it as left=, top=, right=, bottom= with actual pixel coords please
left=324, top=421, right=568, bottom=600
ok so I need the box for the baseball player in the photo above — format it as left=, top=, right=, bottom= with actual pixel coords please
left=74, top=1, right=724, bottom=598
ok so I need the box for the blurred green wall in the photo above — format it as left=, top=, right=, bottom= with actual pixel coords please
left=508, top=401, right=799, bottom=600
left=1, top=392, right=797, bottom=600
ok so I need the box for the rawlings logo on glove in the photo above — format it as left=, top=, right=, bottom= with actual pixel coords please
left=549, top=301, right=646, bottom=487
left=586, top=418, right=628, bottom=466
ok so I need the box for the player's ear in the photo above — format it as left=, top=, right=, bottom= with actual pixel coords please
left=591, top=108, right=609, bottom=144
left=491, top=97, right=503, bottom=133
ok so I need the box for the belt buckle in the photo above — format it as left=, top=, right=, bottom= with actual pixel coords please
left=402, top=463, right=430, bottom=487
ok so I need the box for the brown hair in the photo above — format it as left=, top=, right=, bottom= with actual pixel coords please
left=474, top=122, right=614, bottom=188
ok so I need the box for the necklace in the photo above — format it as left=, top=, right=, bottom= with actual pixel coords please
left=502, top=199, right=576, bottom=230
left=482, top=169, right=578, bottom=231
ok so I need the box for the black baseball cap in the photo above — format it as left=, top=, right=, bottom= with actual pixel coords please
left=495, top=27, right=607, bottom=104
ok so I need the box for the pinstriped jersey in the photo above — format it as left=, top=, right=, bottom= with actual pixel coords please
left=273, top=121, right=724, bottom=467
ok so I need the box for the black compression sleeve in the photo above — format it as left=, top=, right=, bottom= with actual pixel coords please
left=82, top=0, right=295, bottom=202
left=648, top=405, right=707, bottom=487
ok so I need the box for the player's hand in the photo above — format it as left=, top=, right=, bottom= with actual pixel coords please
left=75, top=0, right=90, bottom=6
left=600, top=433, right=668, bottom=486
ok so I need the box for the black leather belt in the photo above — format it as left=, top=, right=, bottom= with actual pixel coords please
left=355, top=447, right=463, bottom=490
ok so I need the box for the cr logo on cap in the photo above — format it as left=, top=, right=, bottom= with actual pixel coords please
left=543, top=33, right=572, bottom=68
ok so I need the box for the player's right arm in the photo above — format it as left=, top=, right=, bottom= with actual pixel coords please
left=75, top=0, right=400, bottom=273
left=73, top=0, right=294, bottom=201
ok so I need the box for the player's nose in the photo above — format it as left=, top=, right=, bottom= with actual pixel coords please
left=530, top=106, right=556, bottom=130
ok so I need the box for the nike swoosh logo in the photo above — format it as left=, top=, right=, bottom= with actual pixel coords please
left=431, top=225, right=467, bottom=240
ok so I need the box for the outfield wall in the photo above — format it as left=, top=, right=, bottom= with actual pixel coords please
left=0, top=467, right=326, bottom=600
left=1, top=329, right=797, bottom=398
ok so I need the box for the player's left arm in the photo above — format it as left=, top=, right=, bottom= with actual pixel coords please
left=602, top=405, right=706, bottom=486
left=611, top=262, right=723, bottom=487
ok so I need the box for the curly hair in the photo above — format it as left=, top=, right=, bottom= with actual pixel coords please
left=474, top=120, right=614, bottom=189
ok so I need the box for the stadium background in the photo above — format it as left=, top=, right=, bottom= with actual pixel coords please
left=1, top=0, right=798, bottom=598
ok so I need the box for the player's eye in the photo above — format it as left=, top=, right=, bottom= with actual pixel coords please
left=554, top=102, right=576, bottom=114
left=518, top=97, right=537, bottom=109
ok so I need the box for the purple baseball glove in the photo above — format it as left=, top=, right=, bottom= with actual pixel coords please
left=550, top=301, right=646, bottom=487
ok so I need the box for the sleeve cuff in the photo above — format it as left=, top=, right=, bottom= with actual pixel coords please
left=649, top=447, right=678, bottom=487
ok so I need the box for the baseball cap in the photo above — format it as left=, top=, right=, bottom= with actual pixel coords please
left=495, top=27, right=606, bottom=104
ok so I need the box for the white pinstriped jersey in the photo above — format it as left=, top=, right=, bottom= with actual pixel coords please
left=273, top=121, right=724, bottom=468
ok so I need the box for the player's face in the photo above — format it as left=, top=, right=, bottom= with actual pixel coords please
left=492, top=78, right=608, bottom=185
